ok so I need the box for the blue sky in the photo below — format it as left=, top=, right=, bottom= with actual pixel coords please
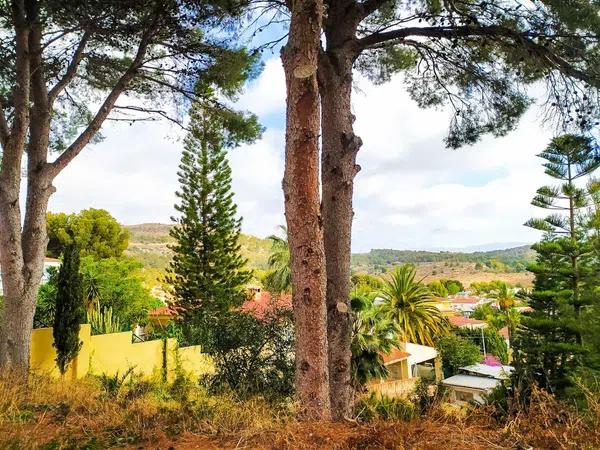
left=48, top=52, right=555, bottom=253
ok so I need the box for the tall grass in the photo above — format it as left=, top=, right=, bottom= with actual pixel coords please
left=0, top=370, right=288, bottom=449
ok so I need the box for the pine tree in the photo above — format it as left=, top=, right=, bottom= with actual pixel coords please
left=167, top=106, right=253, bottom=345
left=53, top=244, right=84, bottom=375
left=515, top=134, right=600, bottom=394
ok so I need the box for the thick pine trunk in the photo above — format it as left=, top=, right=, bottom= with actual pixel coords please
left=319, top=7, right=362, bottom=417
left=281, top=0, right=330, bottom=420
left=0, top=174, right=52, bottom=369
left=320, top=53, right=361, bottom=420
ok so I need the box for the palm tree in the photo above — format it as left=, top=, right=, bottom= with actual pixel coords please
left=496, top=283, right=515, bottom=311
left=263, top=225, right=291, bottom=294
left=379, top=265, right=449, bottom=346
left=350, top=285, right=398, bottom=388
left=495, top=283, right=517, bottom=343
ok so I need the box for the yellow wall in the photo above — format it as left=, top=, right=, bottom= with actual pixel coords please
left=30, top=326, right=213, bottom=381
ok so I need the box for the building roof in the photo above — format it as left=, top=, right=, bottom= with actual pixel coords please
left=448, top=316, right=487, bottom=328
left=382, top=348, right=411, bottom=365
left=498, top=326, right=509, bottom=340
left=450, top=296, right=480, bottom=305
left=441, top=374, right=500, bottom=391
left=241, top=291, right=292, bottom=319
left=405, top=342, right=438, bottom=365
left=460, top=363, right=514, bottom=380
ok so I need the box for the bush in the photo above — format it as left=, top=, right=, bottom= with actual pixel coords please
left=436, top=334, right=481, bottom=375
left=199, top=308, right=295, bottom=403
left=355, top=392, right=416, bottom=422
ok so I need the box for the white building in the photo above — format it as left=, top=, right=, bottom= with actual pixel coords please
left=441, top=363, right=514, bottom=404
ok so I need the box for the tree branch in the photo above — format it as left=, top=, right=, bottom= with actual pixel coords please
left=1, top=1, right=30, bottom=180
left=48, top=30, right=91, bottom=105
left=49, top=24, right=157, bottom=178
left=357, top=25, right=600, bottom=87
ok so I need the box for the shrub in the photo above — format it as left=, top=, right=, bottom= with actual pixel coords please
left=436, top=334, right=481, bottom=375
left=355, top=392, right=416, bottom=422
left=200, top=308, right=295, bottom=403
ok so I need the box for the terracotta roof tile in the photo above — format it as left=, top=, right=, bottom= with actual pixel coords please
left=241, top=291, right=292, bottom=319
left=449, top=316, right=486, bottom=327
left=382, top=347, right=411, bottom=364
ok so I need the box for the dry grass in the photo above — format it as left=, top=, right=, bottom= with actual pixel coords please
left=0, top=372, right=598, bottom=449
left=415, top=262, right=534, bottom=288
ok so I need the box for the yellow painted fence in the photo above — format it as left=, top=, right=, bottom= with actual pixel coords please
left=30, top=324, right=214, bottom=381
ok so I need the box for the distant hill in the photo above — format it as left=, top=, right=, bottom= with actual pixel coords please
left=125, top=223, right=272, bottom=270
left=351, top=245, right=535, bottom=273
left=126, top=224, right=535, bottom=287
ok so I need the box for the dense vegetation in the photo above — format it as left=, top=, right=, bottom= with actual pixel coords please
left=351, top=246, right=535, bottom=274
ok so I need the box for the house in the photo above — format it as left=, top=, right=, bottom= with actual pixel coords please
left=241, top=290, right=292, bottom=319
left=434, top=297, right=456, bottom=316
left=441, top=361, right=513, bottom=404
left=147, top=305, right=177, bottom=329
left=448, top=315, right=488, bottom=330
left=368, top=342, right=442, bottom=398
left=0, top=257, right=60, bottom=296
left=448, top=295, right=493, bottom=317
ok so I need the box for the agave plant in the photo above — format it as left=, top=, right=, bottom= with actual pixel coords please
left=379, top=265, right=449, bottom=346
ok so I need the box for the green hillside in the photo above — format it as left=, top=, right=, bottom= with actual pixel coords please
left=125, top=223, right=272, bottom=270
left=126, top=224, right=534, bottom=279
left=351, top=245, right=535, bottom=274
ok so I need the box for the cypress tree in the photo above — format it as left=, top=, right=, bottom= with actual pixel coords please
left=167, top=106, right=253, bottom=344
left=515, top=134, right=600, bottom=394
left=53, top=244, right=85, bottom=375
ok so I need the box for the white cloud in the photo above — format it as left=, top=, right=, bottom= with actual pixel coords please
left=47, top=55, right=559, bottom=251
left=236, top=58, right=286, bottom=117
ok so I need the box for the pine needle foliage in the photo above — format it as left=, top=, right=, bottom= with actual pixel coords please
left=167, top=105, right=257, bottom=344
left=516, top=134, right=600, bottom=395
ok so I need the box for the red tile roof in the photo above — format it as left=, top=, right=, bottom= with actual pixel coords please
left=499, top=326, right=509, bottom=339
left=449, top=316, right=486, bottom=328
left=450, top=296, right=480, bottom=304
left=242, top=291, right=292, bottom=319
left=148, top=306, right=176, bottom=316
left=382, top=347, right=411, bottom=364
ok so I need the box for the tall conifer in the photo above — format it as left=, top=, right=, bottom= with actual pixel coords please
left=167, top=106, right=254, bottom=344
left=53, top=244, right=84, bottom=375
left=515, top=134, right=600, bottom=393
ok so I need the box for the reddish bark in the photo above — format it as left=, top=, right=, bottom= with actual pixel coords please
left=281, top=0, right=330, bottom=421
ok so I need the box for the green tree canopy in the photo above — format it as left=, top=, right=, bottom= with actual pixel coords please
left=436, top=334, right=481, bottom=376
left=47, top=209, right=129, bottom=259
left=80, top=256, right=159, bottom=328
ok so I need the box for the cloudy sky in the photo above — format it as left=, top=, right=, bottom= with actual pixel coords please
left=48, top=56, right=554, bottom=253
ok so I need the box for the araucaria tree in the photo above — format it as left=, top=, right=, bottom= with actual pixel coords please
left=516, top=134, right=600, bottom=394
left=317, top=0, right=600, bottom=419
left=53, top=244, right=84, bottom=375
left=167, top=106, right=257, bottom=344
left=0, top=0, right=256, bottom=368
